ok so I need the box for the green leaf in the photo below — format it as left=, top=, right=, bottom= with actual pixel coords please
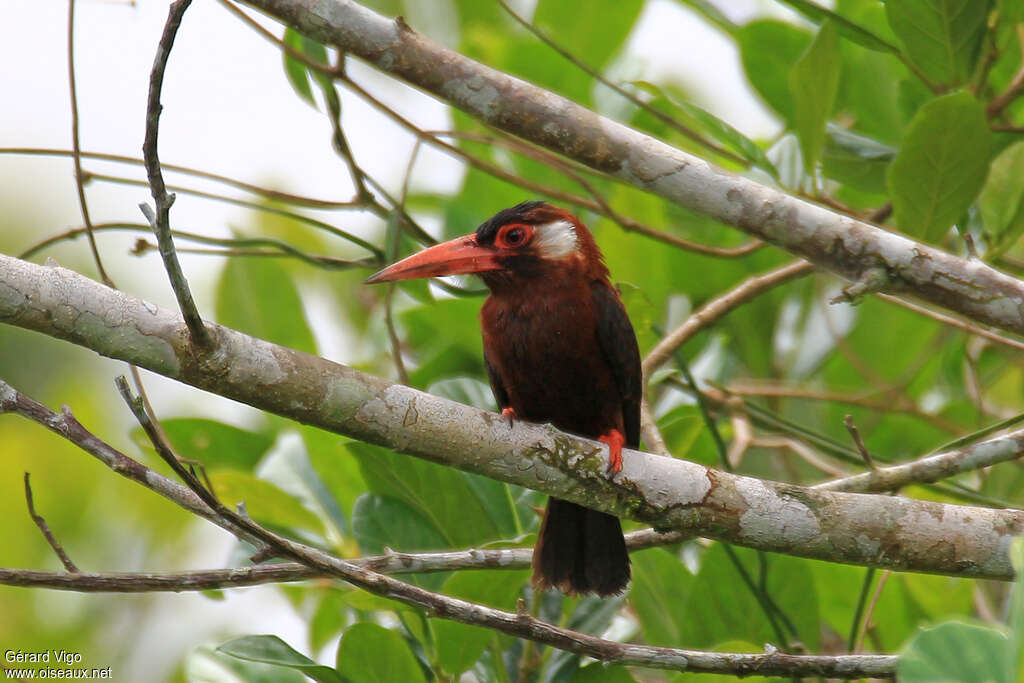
left=336, top=623, right=427, bottom=683
left=571, top=663, right=637, bottom=682
left=980, top=140, right=1024, bottom=255
left=217, top=635, right=343, bottom=683
left=351, top=493, right=448, bottom=555
left=776, top=0, right=901, bottom=53
left=347, top=442, right=517, bottom=547
left=310, top=589, right=348, bottom=654
left=790, top=21, right=842, bottom=172
left=822, top=124, right=897, bottom=193
left=675, top=0, right=738, bottom=36
left=216, top=257, right=317, bottom=354
left=533, top=0, right=644, bottom=72
left=688, top=545, right=820, bottom=650
left=303, top=428, right=365, bottom=534
left=628, top=81, right=777, bottom=176
left=738, top=20, right=814, bottom=121
left=433, top=569, right=529, bottom=675
left=191, top=646, right=307, bottom=683
left=209, top=470, right=324, bottom=538
left=899, top=622, right=1011, bottom=683
left=629, top=547, right=695, bottom=646
left=887, top=91, right=992, bottom=242
left=134, top=418, right=273, bottom=471
left=885, top=0, right=992, bottom=86
left=428, top=376, right=495, bottom=410
left=282, top=29, right=315, bottom=107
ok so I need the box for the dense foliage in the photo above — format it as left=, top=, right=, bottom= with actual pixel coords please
left=7, top=0, right=1024, bottom=680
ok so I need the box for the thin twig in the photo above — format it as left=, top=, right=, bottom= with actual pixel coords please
left=0, top=529, right=678, bottom=593
left=643, top=260, right=813, bottom=377
left=815, top=425, right=1024, bottom=493
left=854, top=571, right=890, bottom=653
left=141, top=0, right=211, bottom=349
left=382, top=139, right=425, bottom=385
left=847, top=568, right=875, bottom=652
left=66, top=0, right=113, bottom=287
left=23, top=472, right=79, bottom=573
left=21, top=223, right=374, bottom=271
left=495, top=0, right=748, bottom=168
left=843, top=415, right=876, bottom=470
left=724, top=382, right=959, bottom=433
left=89, top=173, right=383, bottom=256
left=879, top=294, right=1024, bottom=353
left=986, top=25, right=1024, bottom=118
left=0, top=147, right=365, bottom=210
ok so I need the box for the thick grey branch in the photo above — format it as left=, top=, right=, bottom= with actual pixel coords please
left=2, top=253, right=1023, bottom=580
left=239, top=0, right=1024, bottom=335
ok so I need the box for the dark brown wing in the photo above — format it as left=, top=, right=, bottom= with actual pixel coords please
left=484, top=348, right=510, bottom=410
left=591, top=281, right=642, bottom=448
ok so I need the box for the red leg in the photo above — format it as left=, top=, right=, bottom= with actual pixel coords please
left=599, top=429, right=626, bottom=475
left=501, top=406, right=516, bottom=428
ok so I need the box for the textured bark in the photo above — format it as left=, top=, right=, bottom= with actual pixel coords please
left=235, top=0, right=1024, bottom=335
left=2, top=252, right=1023, bottom=579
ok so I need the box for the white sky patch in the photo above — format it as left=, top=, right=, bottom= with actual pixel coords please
left=533, top=220, right=578, bottom=259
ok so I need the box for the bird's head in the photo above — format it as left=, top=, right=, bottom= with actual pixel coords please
left=365, top=201, right=606, bottom=291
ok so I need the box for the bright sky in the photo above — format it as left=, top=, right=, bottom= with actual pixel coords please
left=0, top=0, right=781, bottom=677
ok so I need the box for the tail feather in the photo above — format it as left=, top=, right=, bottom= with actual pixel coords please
left=532, top=497, right=630, bottom=597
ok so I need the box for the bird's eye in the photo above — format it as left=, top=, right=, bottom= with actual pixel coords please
left=498, top=224, right=532, bottom=248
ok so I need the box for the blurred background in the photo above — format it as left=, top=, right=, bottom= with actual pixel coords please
left=2, top=0, right=1003, bottom=680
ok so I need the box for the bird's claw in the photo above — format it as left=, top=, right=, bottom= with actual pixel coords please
left=599, top=429, right=626, bottom=475
left=501, top=406, right=516, bottom=429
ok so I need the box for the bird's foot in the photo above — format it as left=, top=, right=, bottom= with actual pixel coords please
left=599, top=429, right=626, bottom=475
left=501, top=406, right=516, bottom=428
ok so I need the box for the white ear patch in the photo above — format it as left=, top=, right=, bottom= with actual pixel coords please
left=533, top=220, right=578, bottom=259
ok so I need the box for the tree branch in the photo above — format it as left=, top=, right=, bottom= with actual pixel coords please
left=2, top=253, right=1023, bottom=580
left=0, top=530, right=681, bottom=593
left=141, top=0, right=212, bottom=349
left=239, top=0, right=1024, bottom=336
left=0, top=378, right=896, bottom=679
left=22, top=472, right=79, bottom=573
left=642, top=260, right=813, bottom=377
left=817, top=426, right=1024, bottom=494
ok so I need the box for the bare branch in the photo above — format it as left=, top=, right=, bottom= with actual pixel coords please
left=23, top=472, right=79, bottom=573
left=879, top=293, right=1024, bottom=354
left=0, top=529, right=682, bottom=593
left=643, top=260, right=813, bottom=377
left=844, top=415, right=876, bottom=470
left=0, top=147, right=365, bottom=210
left=494, top=0, right=746, bottom=167
left=816, top=426, right=1024, bottom=494
left=66, top=0, right=112, bottom=287
left=141, top=0, right=211, bottom=349
left=242, top=0, right=1024, bottom=335
left=724, top=382, right=959, bottom=433
left=3, top=253, right=1024, bottom=580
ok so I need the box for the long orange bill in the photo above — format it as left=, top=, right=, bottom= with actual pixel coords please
left=365, top=235, right=503, bottom=283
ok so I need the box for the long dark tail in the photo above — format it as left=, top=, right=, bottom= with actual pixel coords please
left=531, top=497, right=630, bottom=597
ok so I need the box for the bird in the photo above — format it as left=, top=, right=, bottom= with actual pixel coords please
left=366, top=200, right=641, bottom=596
